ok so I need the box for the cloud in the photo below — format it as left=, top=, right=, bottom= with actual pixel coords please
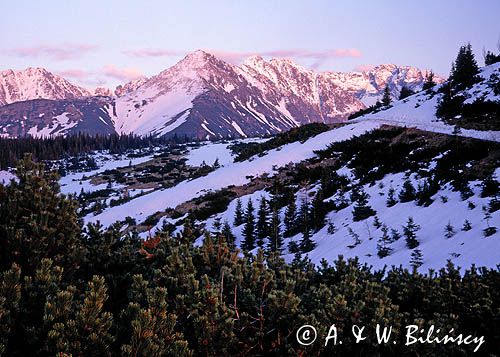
left=122, top=48, right=185, bottom=58
left=353, top=64, right=376, bottom=72
left=102, top=65, right=143, bottom=81
left=56, top=65, right=144, bottom=88
left=57, top=69, right=90, bottom=79
left=4, top=43, right=98, bottom=60
left=123, top=47, right=362, bottom=65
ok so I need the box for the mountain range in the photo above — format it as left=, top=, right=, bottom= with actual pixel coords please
left=0, top=50, right=442, bottom=139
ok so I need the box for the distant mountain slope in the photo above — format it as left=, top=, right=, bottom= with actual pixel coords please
left=0, top=51, right=442, bottom=139
left=0, top=67, right=91, bottom=106
left=0, top=97, right=116, bottom=138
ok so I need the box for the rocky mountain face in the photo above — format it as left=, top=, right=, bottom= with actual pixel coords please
left=0, top=67, right=91, bottom=106
left=0, top=97, right=116, bottom=138
left=0, top=51, right=442, bottom=139
left=114, top=77, right=149, bottom=97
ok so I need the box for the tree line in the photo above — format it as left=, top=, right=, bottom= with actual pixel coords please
left=0, top=133, right=192, bottom=170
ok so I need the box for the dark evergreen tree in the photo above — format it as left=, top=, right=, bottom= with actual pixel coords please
left=399, top=179, right=417, bottom=203
left=482, top=205, right=497, bottom=237
left=444, top=222, right=456, bottom=239
left=327, top=219, right=336, bottom=234
left=386, top=187, right=397, bottom=207
left=382, top=85, right=392, bottom=106
left=347, top=227, right=361, bottom=246
left=410, top=248, right=424, bottom=270
left=377, top=224, right=393, bottom=258
left=398, top=86, right=414, bottom=100
left=283, top=195, right=298, bottom=237
left=311, top=187, right=327, bottom=230
left=403, top=217, right=420, bottom=249
left=241, top=199, right=255, bottom=252
left=462, top=219, right=472, bottom=231
left=298, top=198, right=315, bottom=252
left=352, top=188, right=376, bottom=221
left=233, top=198, right=245, bottom=226
left=268, top=207, right=283, bottom=253
left=256, top=196, right=270, bottom=248
left=422, top=70, right=436, bottom=91
left=390, top=228, right=401, bottom=242
left=436, top=44, right=479, bottom=120
left=484, top=50, right=500, bottom=65
left=221, top=221, right=235, bottom=248
left=373, top=216, right=382, bottom=229
left=449, top=43, right=480, bottom=91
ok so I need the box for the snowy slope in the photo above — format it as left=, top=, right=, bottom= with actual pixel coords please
left=86, top=121, right=381, bottom=226
left=196, top=172, right=499, bottom=273
left=59, top=150, right=159, bottom=195
left=185, top=142, right=234, bottom=167
left=358, top=62, right=500, bottom=142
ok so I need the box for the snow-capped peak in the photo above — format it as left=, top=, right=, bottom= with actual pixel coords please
left=0, top=67, right=91, bottom=106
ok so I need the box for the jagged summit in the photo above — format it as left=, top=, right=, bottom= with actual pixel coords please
left=0, top=67, right=91, bottom=106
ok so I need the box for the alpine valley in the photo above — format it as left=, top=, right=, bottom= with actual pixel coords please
left=0, top=50, right=442, bottom=139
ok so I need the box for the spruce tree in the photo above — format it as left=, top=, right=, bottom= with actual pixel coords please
left=284, top=195, right=298, bottom=237
left=234, top=198, right=244, bottom=226
left=352, top=188, right=376, bottom=221
left=241, top=199, right=255, bottom=252
left=484, top=50, right=500, bottom=65
left=410, top=248, right=424, bottom=270
left=268, top=207, right=283, bottom=253
left=298, top=198, right=315, bottom=252
left=482, top=205, right=497, bottom=237
left=311, top=188, right=327, bottom=230
left=347, top=227, right=361, bottom=246
left=256, top=196, right=270, bottom=248
left=377, top=224, right=393, bottom=258
left=398, top=86, right=414, bottom=100
left=399, top=179, right=417, bottom=203
left=462, top=219, right=472, bottom=231
left=386, top=187, right=397, bottom=207
left=403, top=217, right=420, bottom=249
left=221, top=221, right=235, bottom=248
left=422, top=70, right=436, bottom=91
left=444, top=222, right=456, bottom=239
left=382, top=85, right=392, bottom=106
left=449, top=43, right=480, bottom=91
left=390, top=228, right=401, bottom=242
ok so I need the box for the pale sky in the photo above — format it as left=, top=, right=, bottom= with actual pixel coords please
left=1, top=0, right=499, bottom=89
